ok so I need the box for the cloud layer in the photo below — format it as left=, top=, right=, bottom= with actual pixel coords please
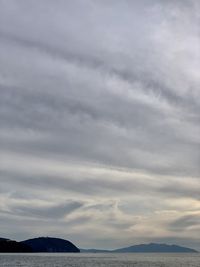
left=0, top=0, right=200, bottom=249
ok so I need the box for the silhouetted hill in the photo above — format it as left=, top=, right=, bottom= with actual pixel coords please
left=0, top=238, right=8, bottom=241
left=21, top=237, right=80, bottom=252
left=113, top=243, right=197, bottom=253
left=0, top=239, right=32, bottom=252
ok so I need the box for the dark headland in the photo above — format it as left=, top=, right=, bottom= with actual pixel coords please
left=0, top=237, right=80, bottom=253
left=0, top=237, right=198, bottom=253
left=0, top=238, right=32, bottom=253
left=22, top=237, right=80, bottom=253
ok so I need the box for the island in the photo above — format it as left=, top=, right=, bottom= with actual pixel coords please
left=112, top=243, right=198, bottom=253
left=81, top=243, right=198, bottom=253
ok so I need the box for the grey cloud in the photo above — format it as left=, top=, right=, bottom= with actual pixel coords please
left=0, top=169, right=155, bottom=197
left=159, top=183, right=200, bottom=200
left=169, top=214, right=200, bottom=232
left=2, top=167, right=200, bottom=206
left=0, top=0, right=200, bottom=249
left=0, top=82, right=199, bottom=177
left=0, top=30, right=106, bottom=73
left=8, top=201, right=83, bottom=220
left=0, top=201, right=83, bottom=220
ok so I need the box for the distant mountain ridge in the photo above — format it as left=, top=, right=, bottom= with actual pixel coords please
left=81, top=243, right=198, bottom=253
left=21, top=237, right=80, bottom=253
left=112, top=243, right=197, bottom=253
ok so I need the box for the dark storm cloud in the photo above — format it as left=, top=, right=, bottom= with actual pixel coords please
left=0, top=0, right=200, bottom=249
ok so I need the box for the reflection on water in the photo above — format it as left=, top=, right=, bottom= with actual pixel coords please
left=0, top=253, right=199, bottom=267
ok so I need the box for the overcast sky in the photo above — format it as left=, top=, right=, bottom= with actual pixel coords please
left=0, top=0, right=200, bottom=250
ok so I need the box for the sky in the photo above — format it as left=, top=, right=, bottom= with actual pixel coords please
left=0, top=0, right=200, bottom=250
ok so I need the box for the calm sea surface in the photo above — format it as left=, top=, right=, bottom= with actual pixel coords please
left=0, top=253, right=199, bottom=267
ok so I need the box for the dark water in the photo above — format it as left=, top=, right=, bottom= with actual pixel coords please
left=0, top=253, right=199, bottom=267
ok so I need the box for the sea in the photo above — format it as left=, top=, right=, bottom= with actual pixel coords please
left=0, top=253, right=199, bottom=267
